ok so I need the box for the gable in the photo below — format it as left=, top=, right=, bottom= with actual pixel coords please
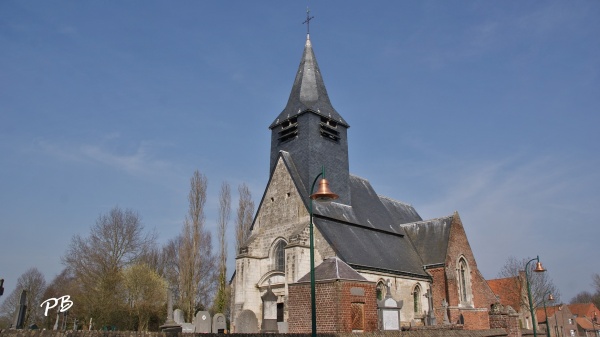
left=445, top=213, right=498, bottom=307
left=244, top=154, right=308, bottom=257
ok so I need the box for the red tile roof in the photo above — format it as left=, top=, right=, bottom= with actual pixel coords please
left=536, top=305, right=567, bottom=323
left=568, top=302, right=600, bottom=319
left=487, top=276, right=522, bottom=311
left=576, top=317, right=594, bottom=330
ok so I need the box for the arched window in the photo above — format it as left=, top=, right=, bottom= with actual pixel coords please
left=376, top=281, right=385, bottom=301
left=413, top=284, right=422, bottom=314
left=273, top=240, right=286, bottom=271
left=457, top=257, right=472, bottom=306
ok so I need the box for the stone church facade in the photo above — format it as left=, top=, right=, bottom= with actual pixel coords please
left=230, top=34, right=498, bottom=333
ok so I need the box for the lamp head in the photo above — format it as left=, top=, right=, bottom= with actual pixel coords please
left=548, top=294, right=554, bottom=301
left=533, top=261, right=546, bottom=273
left=310, top=178, right=338, bottom=202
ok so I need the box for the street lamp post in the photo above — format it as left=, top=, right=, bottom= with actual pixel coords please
left=542, top=292, right=554, bottom=337
left=309, top=166, right=338, bottom=337
left=525, top=256, right=546, bottom=337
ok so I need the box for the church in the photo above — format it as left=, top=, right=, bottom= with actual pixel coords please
left=230, top=32, right=498, bottom=333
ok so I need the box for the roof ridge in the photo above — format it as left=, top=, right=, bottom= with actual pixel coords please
left=400, top=214, right=455, bottom=226
left=349, top=173, right=368, bottom=181
left=378, top=195, right=414, bottom=207
left=487, top=275, right=519, bottom=282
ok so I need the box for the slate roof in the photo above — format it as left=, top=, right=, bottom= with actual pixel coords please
left=400, top=216, right=454, bottom=266
left=316, top=217, right=427, bottom=277
left=269, top=35, right=348, bottom=129
left=380, top=196, right=424, bottom=226
left=271, top=153, right=429, bottom=278
left=246, top=151, right=430, bottom=278
left=296, top=257, right=368, bottom=283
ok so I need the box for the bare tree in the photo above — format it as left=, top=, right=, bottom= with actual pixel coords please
left=570, top=291, right=594, bottom=304
left=64, top=207, right=155, bottom=279
left=41, top=268, right=80, bottom=330
left=0, top=268, right=46, bottom=328
left=593, top=273, right=600, bottom=293
left=571, top=274, right=600, bottom=308
left=235, top=183, right=254, bottom=255
left=179, top=170, right=215, bottom=321
left=213, top=182, right=231, bottom=314
left=497, top=256, right=560, bottom=310
left=159, top=236, right=182, bottom=301
left=62, top=206, right=156, bottom=328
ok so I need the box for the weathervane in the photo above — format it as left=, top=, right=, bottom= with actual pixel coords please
left=303, top=7, right=314, bottom=35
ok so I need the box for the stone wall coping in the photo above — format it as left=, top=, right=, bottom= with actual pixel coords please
left=0, top=329, right=509, bottom=337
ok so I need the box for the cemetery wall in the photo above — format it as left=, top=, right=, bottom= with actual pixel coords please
left=0, top=328, right=510, bottom=337
left=461, top=310, right=491, bottom=331
left=489, top=312, right=520, bottom=337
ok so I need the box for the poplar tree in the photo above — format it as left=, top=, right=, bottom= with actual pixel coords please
left=213, top=182, right=231, bottom=314
left=178, top=170, right=215, bottom=321
left=235, top=183, right=254, bottom=255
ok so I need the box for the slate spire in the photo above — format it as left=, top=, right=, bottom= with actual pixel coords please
left=269, top=34, right=351, bottom=205
left=269, top=34, right=348, bottom=129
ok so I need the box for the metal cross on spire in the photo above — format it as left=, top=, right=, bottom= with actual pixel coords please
left=303, top=7, right=314, bottom=35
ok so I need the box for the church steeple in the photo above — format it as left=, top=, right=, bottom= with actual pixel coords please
left=269, top=35, right=348, bottom=130
left=269, top=34, right=351, bottom=205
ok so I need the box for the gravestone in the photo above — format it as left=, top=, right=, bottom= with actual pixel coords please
left=173, top=309, right=184, bottom=325
left=277, top=322, right=288, bottom=333
left=194, top=311, right=212, bottom=333
left=236, top=310, right=258, bottom=333
left=53, top=310, right=60, bottom=330
left=180, top=322, right=195, bottom=333
left=212, top=313, right=226, bottom=333
left=159, top=291, right=181, bottom=332
left=13, top=290, right=27, bottom=329
left=442, top=299, right=450, bottom=324
left=165, top=290, right=175, bottom=324
left=377, top=280, right=403, bottom=331
left=261, top=285, right=278, bottom=333
left=424, top=288, right=436, bottom=326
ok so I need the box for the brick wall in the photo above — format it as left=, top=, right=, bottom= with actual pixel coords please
left=489, top=311, right=521, bottom=337
left=461, top=310, right=491, bottom=330
left=428, top=267, right=448, bottom=325
left=288, top=280, right=377, bottom=333
left=338, top=282, right=377, bottom=332
left=443, top=213, right=497, bottom=330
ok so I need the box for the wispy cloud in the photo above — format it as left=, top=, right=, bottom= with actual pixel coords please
left=420, top=154, right=597, bottom=233
left=416, top=152, right=600, bottom=295
left=392, top=2, right=591, bottom=70
left=36, top=135, right=175, bottom=179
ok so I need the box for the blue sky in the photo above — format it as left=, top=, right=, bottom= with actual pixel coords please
left=1, top=1, right=599, bottom=303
